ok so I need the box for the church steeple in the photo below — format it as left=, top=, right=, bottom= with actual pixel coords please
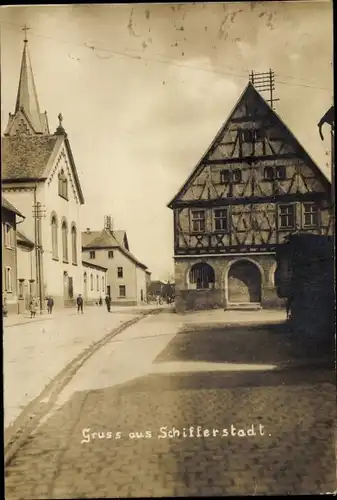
left=4, top=28, right=50, bottom=136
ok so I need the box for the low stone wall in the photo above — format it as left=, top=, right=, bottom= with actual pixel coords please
left=262, top=286, right=286, bottom=309
left=175, top=289, right=222, bottom=313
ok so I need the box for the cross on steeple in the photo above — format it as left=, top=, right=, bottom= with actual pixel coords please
left=22, top=24, right=30, bottom=43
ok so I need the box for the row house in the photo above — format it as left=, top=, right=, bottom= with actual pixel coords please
left=2, top=197, right=24, bottom=314
left=82, top=218, right=150, bottom=306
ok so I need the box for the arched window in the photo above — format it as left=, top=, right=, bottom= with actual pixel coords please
left=96, top=274, right=99, bottom=291
left=102, top=275, right=105, bottom=292
left=90, top=273, right=93, bottom=291
left=232, top=169, right=242, bottom=183
left=71, top=224, right=77, bottom=265
left=189, top=263, right=215, bottom=290
left=58, top=170, right=68, bottom=199
left=61, top=219, right=68, bottom=262
left=264, top=166, right=274, bottom=180
left=51, top=213, right=58, bottom=259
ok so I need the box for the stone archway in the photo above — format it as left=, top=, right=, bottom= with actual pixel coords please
left=227, top=260, right=262, bottom=304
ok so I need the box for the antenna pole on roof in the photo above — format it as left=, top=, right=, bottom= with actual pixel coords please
left=249, top=69, right=279, bottom=110
left=104, top=215, right=113, bottom=232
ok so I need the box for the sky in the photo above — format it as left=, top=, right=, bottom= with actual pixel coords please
left=0, top=1, right=333, bottom=281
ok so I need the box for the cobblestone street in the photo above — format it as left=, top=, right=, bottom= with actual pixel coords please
left=5, top=310, right=336, bottom=498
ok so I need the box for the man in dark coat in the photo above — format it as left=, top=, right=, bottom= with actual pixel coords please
left=47, top=296, right=54, bottom=314
left=105, top=294, right=111, bottom=312
left=76, top=294, right=84, bottom=314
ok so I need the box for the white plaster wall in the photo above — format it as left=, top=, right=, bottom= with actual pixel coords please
left=83, top=268, right=107, bottom=302
left=41, top=145, right=84, bottom=299
left=17, top=246, right=35, bottom=282
left=136, top=266, right=147, bottom=303
left=82, top=247, right=138, bottom=302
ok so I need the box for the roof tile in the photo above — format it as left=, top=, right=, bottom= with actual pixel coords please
left=1, top=135, right=58, bottom=180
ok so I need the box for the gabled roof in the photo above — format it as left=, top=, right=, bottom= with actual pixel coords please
left=167, top=82, right=331, bottom=208
left=17, top=229, right=34, bottom=248
left=1, top=196, right=25, bottom=218
left=1, top=135, right=59, bottom=180
left=82, top=228, right=148, bottom=270
left=1, top=133, right=85, bottom=204
left=113, top=230, right=129, bottom=250
left=82, top=229, right=116, bottom=249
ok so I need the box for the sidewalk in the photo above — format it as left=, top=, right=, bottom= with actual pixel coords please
left=3, top=305, right=155, bottom=430
left=3, top=303, right=164, bottom=327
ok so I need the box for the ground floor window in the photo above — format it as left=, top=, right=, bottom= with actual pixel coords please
left=119, top=285, right=126, bottom=297
left=5, top=267, right=12, bottom=292
left=189, top=263, right=215, bottom=289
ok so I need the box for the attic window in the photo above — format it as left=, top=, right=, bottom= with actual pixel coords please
left=264, top=166, right=274, bottom=180
left=242, top=128, right=264, bottom=142
left=58, top=170, right=68, bottom=200
left=232, top=169, right=242, bottom=183
left=220, top=170, right=231, bottom=184
left=276, top=166, right=286, bottom=180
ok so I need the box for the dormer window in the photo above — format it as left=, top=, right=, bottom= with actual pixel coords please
left=58, top=170, right=68, bottom=200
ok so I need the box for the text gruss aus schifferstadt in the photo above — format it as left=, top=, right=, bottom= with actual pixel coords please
left=81, top=424, right=270, bottom=443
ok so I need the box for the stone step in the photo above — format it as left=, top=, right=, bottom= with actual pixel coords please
left=225, top=303, right=262, bottom=311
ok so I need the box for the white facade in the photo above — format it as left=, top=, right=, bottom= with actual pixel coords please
left=82, top=245, right=148, bottom=306
left=82, top=262, right=107, bottom=304
left=3, top=141, right=85, bottom=308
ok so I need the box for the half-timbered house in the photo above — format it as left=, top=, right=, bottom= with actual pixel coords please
left=168, top=82, right=332, bottom=313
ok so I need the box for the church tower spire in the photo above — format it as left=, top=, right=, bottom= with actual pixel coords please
left=4, top=27, right=50, bottom=136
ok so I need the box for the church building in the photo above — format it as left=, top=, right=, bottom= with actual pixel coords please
left=1, top=36, right=88, bottom=308
left=168, top=81, right=332, bottom=313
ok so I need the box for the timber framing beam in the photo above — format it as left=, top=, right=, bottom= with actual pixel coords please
left=172, top=192, right=329, bottom=209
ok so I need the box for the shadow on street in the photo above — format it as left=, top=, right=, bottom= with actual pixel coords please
left=153, top=320, right=335, bottom=367
left=5, top=351, right=335, bottom=498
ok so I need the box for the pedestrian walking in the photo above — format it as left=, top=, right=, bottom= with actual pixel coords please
left=105, top=294, right=111, bottom=312
left=76, top=294, right=84, bottom=314
left=47, top=296, right=54, bottom=314
left=29, top=296, right=38, bottom=318
left=99, top=297, right=103, bottom=306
